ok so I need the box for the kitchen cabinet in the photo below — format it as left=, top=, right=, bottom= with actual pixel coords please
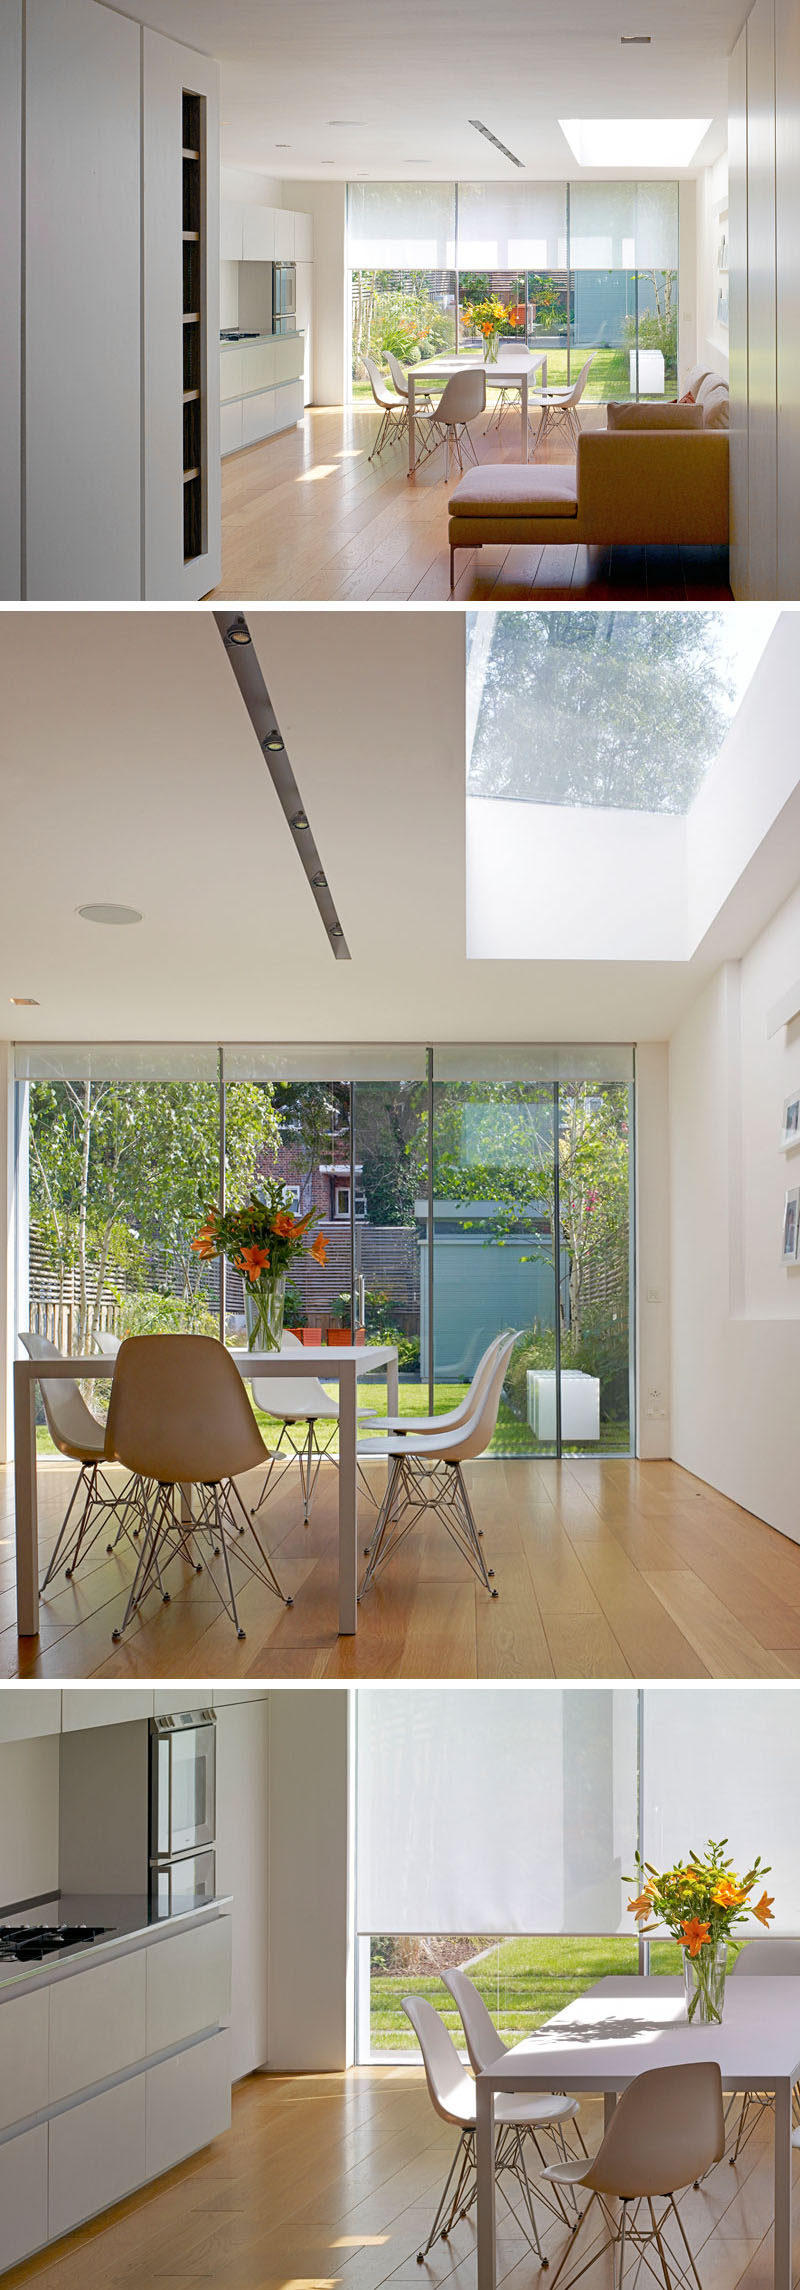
left=212, top=1689, right=268, bottom=1707
left=0, top=2127, right=48, bottom=2271
left=221, top=200, right=244, bottom=260
left=242, top=387, right=277, bottom=446
left=153, top=1689, right=215, bottom=1716
left=296, top=262, right=314, bottom=404
left=0, top=1690, right=60, bottom=1742
left=221, top=399, right=244, bottom=456
left=146, top=1915, right=231, bottom=2052
left=50, top=1949, right=147, bottom=2103
left=49, top=2074, right=147, bottom=2240
left=0, top=1988, right=49, bottom=2130
left=216, top=1699, right=268, bottom=2076
left=295, top=210, right=314, bottom=262
left=243, top=204, right=276, bottom=261
left=61, top=1689, right=154, bottom=1732
left=274, top=209, right=296, bottom=259
left=25, top=0, right=142, bottom=601
left=221, top=345, right=244, bottom=401
left=147, top=2027, right=231, bottom=2174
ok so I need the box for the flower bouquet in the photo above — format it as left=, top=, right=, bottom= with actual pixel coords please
left=626, top=1837, right=774, bottom=2023
left=193, top=1182, right=329, bottom=1353
left=461, top=296, right=520, bottom=364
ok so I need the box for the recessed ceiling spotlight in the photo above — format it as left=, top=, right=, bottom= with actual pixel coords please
left=290, top=810, right=309, bottom=831
left=329, top=119, right=364, bottom=127
left=320, top=159, right=335, bottom=165
left=329, top=923, right=344, bottom=940
left=263, top=727, right=285, bottom=752
left=311, top=871, right=328, bottom=890
left=9, top=996, right=39, bottom=1006
left=224, top=614, right=251, bottom=646
left=77, top=904, right=143, bottom=926
left=275, top=142, right=291, bottom=149
left=620, top=33, right=651, bottom=41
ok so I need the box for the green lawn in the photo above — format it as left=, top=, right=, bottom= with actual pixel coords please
left=370, top=1932, right=686, bottom=2054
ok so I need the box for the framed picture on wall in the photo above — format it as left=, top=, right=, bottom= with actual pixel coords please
left=781, top=1090, right=800, bottom=1149
left=782, top=1187, right=800, bottom=1263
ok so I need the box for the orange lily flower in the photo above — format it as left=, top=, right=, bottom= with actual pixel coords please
left=191, top=1232, right=216, bottom=1258
left=271, top=1211, right=298, bottom=1238
left=711, top=1879, right=747, bottom=1908
left=311, top=1231, right=329, bottom=1266
left=239, top=1243, right=270, bottom=1282
left=681, top=1918, right=711, bottom=1958
left=627, top=1891, right=655, bottom=1922
left=753, top=1891, right=775, bottom=1926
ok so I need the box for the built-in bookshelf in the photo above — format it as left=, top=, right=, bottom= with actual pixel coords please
left=182, top=89, right=204, bottom=562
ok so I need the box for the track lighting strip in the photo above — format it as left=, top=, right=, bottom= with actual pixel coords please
left=468, top=119, right=524, bottom=168
left=215, top=611, right=351, bottom=960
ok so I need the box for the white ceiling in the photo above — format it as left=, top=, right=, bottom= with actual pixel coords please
left=110, top=0, right=743, bottom=178
left=0, top=608, right=793, bottom=1055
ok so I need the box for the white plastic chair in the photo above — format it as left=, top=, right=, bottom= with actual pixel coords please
left=530, top=355, right=595, bottom=453
left=358, top=1329, right=520, bottom=1598
left=542, top=2060, right=725, bottom=2290
left=403, top=1994, right=576, bottom=2266
left=359, top=1330, right=509, bottom=1439
left=19, top=1331, right=138, bottom=1590
left=251, top=1331, right=375, bottom=1526
left=362, top=354, right=408, bottom=460
left=427, top=368, right=487, bottom=477
left=385, top=348, right=440, bottom=417
left=442, top=1966, right=585, bottom=2198
left=727, top=1939, right=800, bottom=2164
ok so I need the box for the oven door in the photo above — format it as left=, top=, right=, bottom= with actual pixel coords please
left=283, top=264, right=296, bottom=319
left=150, top=1711, right=216, bottom=1861
left=151, top=1848, right=216, bottom=1915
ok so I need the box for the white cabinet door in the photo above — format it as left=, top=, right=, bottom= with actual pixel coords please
left=242, top=388, right=276, bottom=446
left=152, top=1689, right=216, bottom=1716
left=273, top=334, right=304, bottom=386
left=274, top=379, right=304, bottom=435
left=221, top=200, right=244, bottom=260
left=0, top=1690, right=60, bottom=1742
left=220, top=346, right=244, bottom=402
left=61, top=1689, right=154, bottom=1731
left=146, top=1917, right=231, bottom=2053
left=242, top=205, right=276, bottom=261
left=49, top=2074, right=146, bottom=2240
left=221, top=399, right=244, bottom=457
left=146, top=2027, right=231, bottom=2175
left=0, top=2125, right=48, bottom=2272
left=25, top=0, right=142, bottom=601
left=0, top=1986, right=49, bottom=2131
left=274, top=209, right=295, bottom=259
left=215, top=1700, right=268, bottom=2077
left=241, top=338, right=277, bottom=392
left=212, top=1689, right=268, bottom=1706
left=0, top=0, right=22, bottom=600
left=294, top=210, right=313, bottom=261
left=296, top=262, right=314, bottom=404
left=50, top=1949, right=147, bottom=2103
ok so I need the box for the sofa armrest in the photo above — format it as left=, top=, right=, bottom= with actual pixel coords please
left=606, top=400, right=704, bottom=430
left=576, top=430, right=729, bottom=545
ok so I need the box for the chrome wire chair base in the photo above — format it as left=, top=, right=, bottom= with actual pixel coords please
left=369, top=403, right=407, bottom=461
left=252, top=1423, right=377, bottom=1527
left=532, top=402, right=581, bottom=455
left=485, top=384, right=519, bottom=432
left=416, top=2123, right=578, bottom=2268
left=360, top=1452, right=497, bottom=1598
left=41, top=1461, right=142, bottom=1592
left=545, top=2186, right=705, bottom=2290
left=111, top=1474, right=291, bottom=1645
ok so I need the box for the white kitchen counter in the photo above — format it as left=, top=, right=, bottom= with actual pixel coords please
left=0, top=1890, right=230, bottom=1998
left=220, top=330, right=305, bottom=454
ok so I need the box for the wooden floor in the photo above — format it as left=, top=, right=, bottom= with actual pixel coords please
left=3, top=1456, right=800, bottom=1681
left=6, top=2066, right=799, bottom=2290
left=210, top=401, right=732, bottom=604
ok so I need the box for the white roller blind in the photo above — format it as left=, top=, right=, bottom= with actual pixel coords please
left=432, top=1045, right=634, bottom=1084
left=569, top=181, right=678, bottom=270
left=643, top=1689, right=800, bottom=1934
left=457, top=182, right=567, bottom=270
left=347, top=182, right=456, bottom=269
left=14, top=1043, right=219, bottom=1082
left=356, top=1688, right=638, bottom=1935
left=223, top=1044, right=427, bottom=1082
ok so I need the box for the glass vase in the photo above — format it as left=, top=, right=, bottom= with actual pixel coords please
left=244, top=1274, right=286, bottom=1354
left=485, top=332, right=500, bottom=365
left=683, top=1941, right=727, bottom=2024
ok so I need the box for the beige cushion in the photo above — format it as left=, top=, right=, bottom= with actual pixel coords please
left=448, top=462, right=578, bottom=521
left=606, top=401, right=704, bottom=430
left=682, top=362, right=714, bottom=401
left=699, top=382, right=730, bottom=430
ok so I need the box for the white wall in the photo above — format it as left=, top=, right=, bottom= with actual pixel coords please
left=0, top=2, right=21, bottom=600
left=290, top=181, right=347, bottom=404
left=267, top=1690, right=352, bottom=2071
left=670, top=890, right=800, bottom=1538
left=729, top=0, right=800, bottom=597
left=635, top=1044, right=671, bottom=1461
left=678, top=175, right=700, bottom=385
left=0, top=1736, right=60, bottom=1907
left=467, top=801, right=687, bottom=963
left=695, top=153, right=730, bottom=381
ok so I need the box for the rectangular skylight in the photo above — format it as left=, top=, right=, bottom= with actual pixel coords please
left=560, top=119, right=712, bottom=168
left=467, top=609, right=777, bottom=816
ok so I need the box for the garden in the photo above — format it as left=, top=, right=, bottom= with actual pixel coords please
left=368, top=1931, right=685, bottom=2054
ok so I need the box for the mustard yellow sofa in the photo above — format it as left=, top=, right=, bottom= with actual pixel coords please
left=447, top=373, right=730, bottom=587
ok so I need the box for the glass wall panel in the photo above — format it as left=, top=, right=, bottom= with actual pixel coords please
left=351, top=268, right=457, bottom=392
left=225, top=1070, right=352, bottom=1447
left=364, top=1934, right=638, bottom=2057
left=352, top=1073, right=429, bottom=1425
left=569, top=182, right=679, bottom=399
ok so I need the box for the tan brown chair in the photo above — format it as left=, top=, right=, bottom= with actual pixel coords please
left=543, top=2060, right=725, bottom=2290
left=20, top=1332, right=140, bottom=1591
left=105, top=1334, right=291, bottom=1643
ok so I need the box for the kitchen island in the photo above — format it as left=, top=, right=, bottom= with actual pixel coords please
left=221, top=330, right=305, bottom=455
left=0, top=1889, right=231, bottom=2269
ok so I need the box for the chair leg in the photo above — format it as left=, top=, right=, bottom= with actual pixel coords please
left=450, top=542, right=456, bottom=591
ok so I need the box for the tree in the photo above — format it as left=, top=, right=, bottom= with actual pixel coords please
left=467, top=611, right=734, bottom=811
left=29, top=1079, right=277, bottom=1349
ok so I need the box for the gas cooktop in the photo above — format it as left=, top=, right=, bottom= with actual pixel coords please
left=0, top=1923, right=114, bottom=1963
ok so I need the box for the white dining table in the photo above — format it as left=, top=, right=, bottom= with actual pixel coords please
left=407, top=349, right=548, bottom=475
left=476, top=1974, right=800, bottom=2290
left=12, top=1342, right=398, bottom=1640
